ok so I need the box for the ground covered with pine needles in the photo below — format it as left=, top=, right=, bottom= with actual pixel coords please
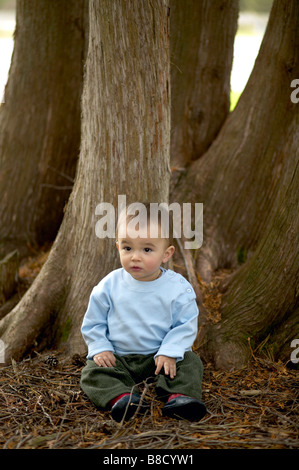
left=0, top=247, right=298, bottom=450
left=0, top=350, right=297, bottom=450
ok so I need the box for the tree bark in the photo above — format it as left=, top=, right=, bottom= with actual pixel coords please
left=170, top=0, right=238, bottom=168
left=173, top=0, right=299, bottom=369
left=0, top=0, right=87, bottom=256
left=0, top=0, right=171, bottom=363
left=0, top=250, right=19, bottom=306
left=209, top=111, right=299, bottom=369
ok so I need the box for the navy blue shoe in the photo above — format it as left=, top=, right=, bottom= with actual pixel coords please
left=111, top=393, right=149, bottom=422
left=162, top=396, right=207, bottom=421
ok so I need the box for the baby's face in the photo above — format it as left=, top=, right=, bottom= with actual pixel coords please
left=116, top=223, right=174, bottom=282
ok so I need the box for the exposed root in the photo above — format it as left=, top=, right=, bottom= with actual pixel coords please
left=0, top=242, right=64, bottom=363
left=0, top=244, right=51, bottom=321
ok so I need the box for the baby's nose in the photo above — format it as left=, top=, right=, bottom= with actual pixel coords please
left=131, top=251, right=140, bottom=260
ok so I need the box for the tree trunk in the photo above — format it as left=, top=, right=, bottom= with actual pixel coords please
left=0, top=0, right=87, bottom=257
left=208, top=111, right=299, bottom=369
left=173, top=0, right=299, bottom=369
left=170, top=0, right=238, bottom=168
left=1, top=0, right=297, bottom=371
left=0, top=0, right=170, bottom=363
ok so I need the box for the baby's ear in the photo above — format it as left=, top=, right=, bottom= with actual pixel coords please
left=163, top=245, right=175, bottom=263
left=116, top=241, right=119, bottom=251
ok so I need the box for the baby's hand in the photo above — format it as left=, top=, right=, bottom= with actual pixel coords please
left=94, top=351, right=116, bottom=368
left=155, top=355, right=176, bottom=379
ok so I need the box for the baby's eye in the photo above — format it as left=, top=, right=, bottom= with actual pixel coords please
left=123, top=246, right=131, bottom=251
left=144, top=247, right=152, bottom=253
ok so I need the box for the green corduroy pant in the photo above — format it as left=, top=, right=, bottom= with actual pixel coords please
left=80, top=351, right=204, bottom=409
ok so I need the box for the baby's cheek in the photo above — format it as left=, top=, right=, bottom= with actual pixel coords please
left=145, top=257, right=160, bottom=270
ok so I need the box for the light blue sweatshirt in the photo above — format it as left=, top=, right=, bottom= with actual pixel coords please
left=81, top=267, right=199, bottom=361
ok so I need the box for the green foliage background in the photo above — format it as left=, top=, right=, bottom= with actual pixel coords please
left=0, top=0, right=15, bottom=9
left=240, top=0, right=273, bottom=12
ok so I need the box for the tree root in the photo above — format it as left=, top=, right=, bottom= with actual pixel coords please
left=0, top=240, right=66, bottom=364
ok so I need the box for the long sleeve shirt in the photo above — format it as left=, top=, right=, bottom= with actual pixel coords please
left=81, top=267, right=199, bottom=362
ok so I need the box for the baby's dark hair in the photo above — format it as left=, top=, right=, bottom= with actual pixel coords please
left=116, top=201, right=174, bottom=245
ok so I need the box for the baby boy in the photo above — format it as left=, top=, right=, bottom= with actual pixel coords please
left=80, top=203, right=206, bottom=422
